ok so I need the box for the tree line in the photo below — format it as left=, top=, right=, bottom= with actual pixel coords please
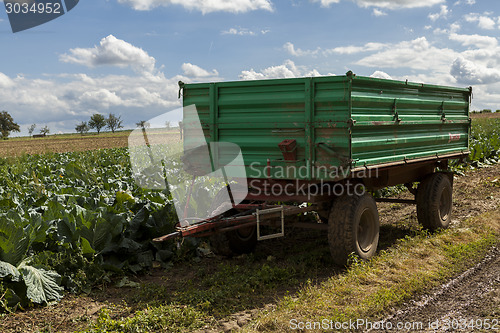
left=75, top=113, right=123, bottom=135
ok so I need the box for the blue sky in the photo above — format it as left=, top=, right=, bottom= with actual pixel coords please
left=0, top=0, right=499, bottom=135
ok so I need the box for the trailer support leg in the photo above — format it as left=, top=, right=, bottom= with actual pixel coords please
left=256, top=206, right=285, bottom=241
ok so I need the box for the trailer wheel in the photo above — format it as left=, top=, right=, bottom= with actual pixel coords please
left=328, top=193, right=380, bottom=266
left=208, top=187, right=257, bottom=257
left=416, top=173, right=452, bottom=231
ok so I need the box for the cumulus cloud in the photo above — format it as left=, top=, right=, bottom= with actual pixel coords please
left=313, top=0, right=444, bottom=10
left=372, top=8, right=387, bottom=16
left=464, top=13, right=497, bottom=30
left=80, top=89, right=122, bottom=109
left=450, top=56, right=500, bottom=84
left=239, top=60, right=323, bottom=80
left=60, top=35, right=156, bottom=74
left=0, top=72, right=15, bottom=88
left=356, top=37, right=458, bottom=71
left=283, top=42, right=320, bottom=57
left=117, top=0, right=273, bottom=13
left=181, top=63, right=219, bottom=78
left=284, top=41, right=384, bottom=57
left=325, top=42, right=385, bottom=55
left=370, top=71, right=392, bottom=80
left=449, top=33, right=498, bottom=48
left=428, top=5, right=448, bottom=21
left=0, top=68, right=191, bottom=135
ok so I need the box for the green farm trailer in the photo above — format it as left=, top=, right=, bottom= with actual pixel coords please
left=156, top=72, right=472, bottom=266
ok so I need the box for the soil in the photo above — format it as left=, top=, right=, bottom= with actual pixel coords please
left=470, top=112, right=500, bottom=119
left=0, top=163, right=499, bottom=333
left=378, top=247, right=500, bottom=332
left=0, top=131, right=181, bottom=157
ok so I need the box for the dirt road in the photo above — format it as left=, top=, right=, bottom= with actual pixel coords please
left=377, top=247, right=499, bottom=332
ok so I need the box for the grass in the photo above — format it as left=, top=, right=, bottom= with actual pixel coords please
left=76, top=207, right=500, bottom=333
left=134, top=261, right=297, bottom=317
left=243, top=208, right=500, bottom=332
left=82, top=305, right=208, bottom=333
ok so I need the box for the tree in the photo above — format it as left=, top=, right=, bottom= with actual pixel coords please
left=28, top=124, right=36, bottom=138
left=75, top=121, right=89, bottom=135
left=106, top=113, right=123, bottom=133
left=178, top=120, right=183, bottom=140
left=136, top=120, right=150, bottom=129
left=89, top=114, right=106, bottom=134
left=165, top=121, right=171, bottom=130
left=0, top=111, right=20, bottom=139
left=40, top=126, right=50, bottom=135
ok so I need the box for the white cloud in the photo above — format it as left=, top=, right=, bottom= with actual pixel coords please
left=356, top=37, right=458, bottom=71
left=239, top=60, right=323, bottom=80
left=60, top=35, right=156, bottom=74
left=464, top=13, right=497, bottom=30
left=450, top=22, right=461, bottom=32
left=450, top=56, right=500, bottom=84
left=0, top=67, right=193, bottom=135
left=449, top=33, right=498, bottom=48
left=428, top=5, right=448, bottom=21
left=0, top=73, right=14, bottom=88
left=117, top=0, right=273, bottom=13
left=325, top=42, right=385, bottom=55
left=221, top=27, right=269, bottom=36
left=313, top=0, right=340, bottom=6
left=372, top=8, right=387, bottom=16
left=313, top=0, right=444, bottom=10
left=80, top=89, right=123, bottom=109
left=181, top=63, right=219, bottom=78
left=222, top=27, right=255, bottom=36
left=284, top=41, right=384, bottom=57
left=433, top=22, right=461, bottom=35
left=454, top=0, right=475, bottom=5
left=370, top=71, right=392, bottom=80
left=283, top=42, right=320, bottom=57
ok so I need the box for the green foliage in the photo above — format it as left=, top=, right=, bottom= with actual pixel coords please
left=88, top=114, right=106, bottom=134
left=40, top=126, right=50, bottom=135
left=0, top=111, right=20, bottom=139
left=75, top=121, right=89, bottom=135
left=106, top=113, right=124, bottom=133
left=137, top=262, right=294, bottom=316
left=469, top=118, right=500, bottom=165
left=27, top=124, right=36, bottom=137
left=84, top=305, right=207, bottom=333
left=0, top=148, right=181, bottom=312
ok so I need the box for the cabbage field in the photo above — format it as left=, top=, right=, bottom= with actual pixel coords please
left=0, top=118, right=499, bottom=313
left=0, top=148, right=182, bottom=311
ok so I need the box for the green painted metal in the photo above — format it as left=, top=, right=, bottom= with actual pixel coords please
left=181, top=72, right=471, bottom=181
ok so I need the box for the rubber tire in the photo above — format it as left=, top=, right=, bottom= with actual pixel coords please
left=416, top=173, right=453, bottom=231
left=208, top=187, right=257, bottom=257
left=328, top=193, right=380, bottom=266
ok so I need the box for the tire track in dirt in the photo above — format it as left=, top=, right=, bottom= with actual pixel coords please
left=377, top=247, right=500, bottom=332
